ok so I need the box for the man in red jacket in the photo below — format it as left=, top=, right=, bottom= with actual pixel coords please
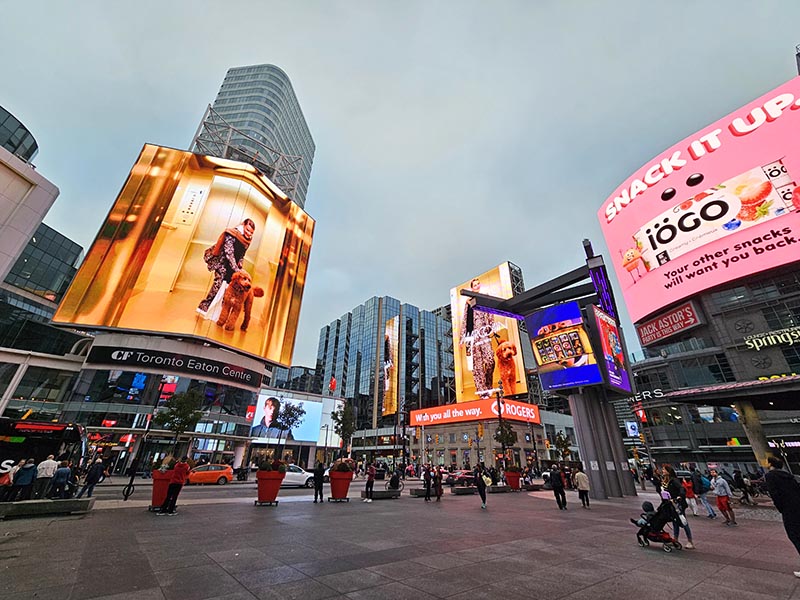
left=158, top=457, right=191, bottom=516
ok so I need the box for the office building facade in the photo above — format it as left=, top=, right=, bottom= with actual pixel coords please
left=192, top=64, right=315, bottom=208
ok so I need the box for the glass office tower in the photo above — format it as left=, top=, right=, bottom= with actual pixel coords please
left=193, top=64, right=315, bottom=208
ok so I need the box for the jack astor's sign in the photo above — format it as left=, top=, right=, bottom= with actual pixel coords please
left=86, top=346, right=262, bottom=389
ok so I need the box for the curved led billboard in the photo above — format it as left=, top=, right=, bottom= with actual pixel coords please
left=53, top=144, right=314, bottom=365
left=599, top=77, right=800, bottom=323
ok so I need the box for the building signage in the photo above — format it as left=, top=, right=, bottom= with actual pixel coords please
left=86, top=346, right=261, bottom=389
left=624, top=421, right=640, bottom=437
left=744, top=326, right=800, bottom=351
left=636, top=301, right=702, bottom=346
left=410, top=397, right=540, bottom=427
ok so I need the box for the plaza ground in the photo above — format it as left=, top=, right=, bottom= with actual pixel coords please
left=1, top=483, right=798, bottom=600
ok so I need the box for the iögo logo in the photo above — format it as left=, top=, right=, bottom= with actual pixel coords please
left=111, top=350, right=134, bottom=361
left=644, top=198, right=735, bottom=252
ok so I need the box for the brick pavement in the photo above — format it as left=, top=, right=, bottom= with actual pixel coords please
left=1, top=487, right=798, bottom=600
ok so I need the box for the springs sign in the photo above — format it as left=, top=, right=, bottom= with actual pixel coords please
left=744, top=326, right=800, bottom=351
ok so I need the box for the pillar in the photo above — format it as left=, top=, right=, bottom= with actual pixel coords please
left=233, top=442, right=247, bottom=469
left=733, top=399, right=773, bottom=467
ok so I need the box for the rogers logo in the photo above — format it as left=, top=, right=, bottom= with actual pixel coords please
left=491, top=402, right=537, bottom=420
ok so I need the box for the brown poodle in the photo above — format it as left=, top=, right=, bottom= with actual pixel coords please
left=216, top=271, right=264, bottom=331
left=495, top=341, right=518, bottom=395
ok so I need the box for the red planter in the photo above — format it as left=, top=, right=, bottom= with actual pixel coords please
left=151, top=470, right=172, bottom=510
left=256, top=471, right=285, bottom=505
left=505, top=471, right=521, bottom=490
left=328, top=470, right=354, bottom=500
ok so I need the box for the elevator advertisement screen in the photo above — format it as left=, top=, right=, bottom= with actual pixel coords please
left=53, top=144, right=314, bottom=365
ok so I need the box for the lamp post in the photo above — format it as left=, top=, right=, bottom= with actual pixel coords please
left=320, top=424, right=330, bottom=466
left=496, top=381, right=506, bottom=470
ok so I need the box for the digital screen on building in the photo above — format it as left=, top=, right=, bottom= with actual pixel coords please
left=249, top=392, right=323, bottom=443
left=53, top=144, right=314, bottom=365
left=598, top=76, right=800, bottom=323
left=524, top=301, right=603, bottom=391
left=449, top=263, right=529, bottom=402
left=382, top=316, right=399, bottom=416
left=591, top=306, right=631, bottom=393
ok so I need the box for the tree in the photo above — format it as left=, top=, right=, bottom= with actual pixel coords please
left=153, top=388, right=203, bottom=455
left=274, top=402, right=306, bottom=459
left=554, top=430, right=572, bottom=461
left=331, top=401, right=356, bottom=458
left=494, top=421, right=518, bottom=466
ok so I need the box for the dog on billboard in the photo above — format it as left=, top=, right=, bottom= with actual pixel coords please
left=216, top=270, right=264, bottom=331
left=495, top=340, right=518, bottom=395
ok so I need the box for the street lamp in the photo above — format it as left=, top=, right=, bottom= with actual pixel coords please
left=496, top=381, right=506, bottom=470
left=320, top=424, right=330, bottom=466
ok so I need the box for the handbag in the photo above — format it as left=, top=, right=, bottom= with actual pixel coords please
left=0, top=472, right=10, bottom=487
left=482, top=475, right=492, bottom=487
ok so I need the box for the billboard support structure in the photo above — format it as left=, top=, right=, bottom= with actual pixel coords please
left=460, top=241, right=636, bottom=499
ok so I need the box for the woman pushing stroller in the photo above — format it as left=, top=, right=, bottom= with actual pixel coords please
left=631, top=491, right=683, bottom=552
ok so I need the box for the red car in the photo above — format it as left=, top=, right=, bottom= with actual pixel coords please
left=186, top=464, right=234, bottom=485
left=444, top=470, right=475, bottom=486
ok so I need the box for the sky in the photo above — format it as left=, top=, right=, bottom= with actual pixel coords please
left=3, top=2, right=800, bottom=367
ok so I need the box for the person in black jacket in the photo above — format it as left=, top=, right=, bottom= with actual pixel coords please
left=423, top=466, right=433, bottom=502
left=663, top=465, right=695, bottom=549
left=550, top=464, right=567, bottom=510
left=77, top=459, right=107, bottom=499
left=313, top=462, right=325, bottom=503
left=765, top=456, right=800, bottom=578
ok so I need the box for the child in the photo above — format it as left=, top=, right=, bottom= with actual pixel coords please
left=631, top=500, right=656, bottom=526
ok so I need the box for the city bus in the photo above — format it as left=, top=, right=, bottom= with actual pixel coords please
left=0, top=417, right=86, bottom=474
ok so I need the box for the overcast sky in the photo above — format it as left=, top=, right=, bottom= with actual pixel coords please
left=4, top=2, right=800, bottom=367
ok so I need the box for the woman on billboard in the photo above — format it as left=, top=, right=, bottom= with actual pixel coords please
left=197, top=218, right=256, bottom=317
left=460, top=278, right=496, bottom=396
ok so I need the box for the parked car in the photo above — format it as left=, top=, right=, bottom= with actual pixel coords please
left=281, top=464, right=315, bottom=488
left=186, top=464, right=234, bottom=485
left=445, top=470, right=475, bottom=486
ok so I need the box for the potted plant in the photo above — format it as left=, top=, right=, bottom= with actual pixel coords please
left=255, top=459, right=286, bottom=506
left=149, top=457, right=175, bottom=511
left=328, top=459, right=354, bottom=502
left=504, top=465, right=522, bottom=490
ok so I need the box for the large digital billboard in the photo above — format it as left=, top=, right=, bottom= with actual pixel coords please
left=450, top=263, right=528, bottom=402
left=249, top=392, right=323, bottom=443
left=591, top=306, right=631, bottom=394
left=382, top=316, right=399, bottom=416
left=599, top=77, right=800, bottom=323
left=524, top=301, right=603, bottom=391
left=53, top=145, right=314, bottom=365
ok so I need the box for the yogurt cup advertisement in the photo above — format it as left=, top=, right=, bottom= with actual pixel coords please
left=599, top=76, right=800, bottom=324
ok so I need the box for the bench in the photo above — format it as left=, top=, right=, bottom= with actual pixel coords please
left=487, top=485, right=511, bottom=493
left=451, top=486, right=476, bottom=495
left=360, top=490, right=400, bottom=500
left=409, top=488, right=429, bottom=498
left=0, top=498, right=95, bottom=520
left=522, top=484, right=543, bottom=491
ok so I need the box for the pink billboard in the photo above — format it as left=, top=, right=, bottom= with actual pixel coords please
left=599, top=76, right=800, bottom=323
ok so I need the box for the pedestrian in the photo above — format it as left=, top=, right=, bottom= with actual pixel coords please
left=573, top=464, right=590, bottom=509
left=710, top=468, right=737, bottom=526
left=423, top=466, right=432, bottom=502
left=765, top=456, right=800, bottom=578
left=50, top=461, right=72, bottom=499
left=77, top=458, right=107, bottom=498
left=313, top=462, right=325, bottom=503
left=550, top=464, right=567, bottom=510
left=157, top=457, right=190, bottom=516
left=474, top=464, right=488, bottom=509
left=9, top=458, right=37, bottom=501
left=691, top=467, right=716, bottom=518
left=734, top=470, right=753, bottom=505
left=435, top=466, right=443, bottom=502
left=664, top=465, right=695, bottom=548
left=33, top=455, right=59, bottom=499
left=681, top=476, right=698, bottom=516
left=363, top=462, right=376, bottom=503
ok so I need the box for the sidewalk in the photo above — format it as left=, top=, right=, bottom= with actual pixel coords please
left=2, top=487, right=797, bottom=600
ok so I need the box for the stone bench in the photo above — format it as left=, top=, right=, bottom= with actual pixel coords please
left=360, top=490, right=400, bottom=500
left=522, top=484, right=543, bottom=491
left=487, top=485, right=511, bottom=493
left=0, top=498, right=95, bottom=520
left=409, top=488, right=429, bottom=498
left=450, top=486, right=476, bottom=495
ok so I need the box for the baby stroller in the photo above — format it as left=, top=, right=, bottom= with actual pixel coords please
left=631, top=494, right=682, bottom=553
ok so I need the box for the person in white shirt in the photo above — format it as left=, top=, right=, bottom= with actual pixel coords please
left=34, top=455, right=59, bottom=499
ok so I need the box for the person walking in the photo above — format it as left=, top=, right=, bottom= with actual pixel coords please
left=313, top=462, right=325, bottom=503
left=710, top=468, right=737, bottom=526
left=734, top=470, right=753, bottom=505
left=435, top=466, right=443, bottom=502
left=573, top=465, right=591, bottom=509
left=423, top=466, right=433, bottom=502
left=77, top=458, right=107, bottom=499
left=33, top=455, right=59, bottom=499
left=157, top=457, right=191, bottom=516
left=550, top=464, right=567, bottom=510
left=681, top=476, right=698, bottom=516
left=50, top=461, right=72, bottom=499
left=691, top=468, right=716, bottom=518
left=474, top=464, right=488, bottom=509
left=765, top=456, right=800, bottom=578
left=363, top=462, right=376, bottom=503
left=664, top=465, right=695, bottom=549
left=8, top=458, right=37, bottom=501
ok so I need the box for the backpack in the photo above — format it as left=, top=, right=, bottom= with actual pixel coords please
left=700, top=476, right=711, bottom=493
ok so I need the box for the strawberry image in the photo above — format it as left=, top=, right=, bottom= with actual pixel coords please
left=680, top=200, right=693, bottom=210
left=738, top=181, right=773, bottom=207
left=792, top=186, right=800, bottom=211
left=693, top=191, right=711, bottom=202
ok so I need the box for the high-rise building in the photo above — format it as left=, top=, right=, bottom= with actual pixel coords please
left=316, top=296, right=455, bottom=431
left=271, top=365, right=320, bottom=394
left=192, top=64, right=315, bottom=208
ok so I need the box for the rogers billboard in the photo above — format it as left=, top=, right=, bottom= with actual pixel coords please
left=410, top=398, right=540, bottom=427
left=636, top=301, right=702, bottom=347
left=598, top=77, right=800, bottom=324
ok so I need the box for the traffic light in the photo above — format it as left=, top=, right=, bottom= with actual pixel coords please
left=469, top=439, right=473, bottom=448
left=435, top=434, right=439, bottom=444
left=632, top=447, right=639, bottom=460
left=478, top=423, right=484, bottom=438
left=415, top=427, right=421, bottom=439
left=639, top=433, right=646, bottom=444
left=545, top=439, right=551, bottom=449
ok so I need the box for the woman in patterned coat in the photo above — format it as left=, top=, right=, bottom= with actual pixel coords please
left=460, top=278, right=496, bottom=396
left=197, top=219, right=255, bottom=315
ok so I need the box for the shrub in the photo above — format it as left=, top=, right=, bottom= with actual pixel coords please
left=258, top=459, right=287, bottom=473
left=505, top=465, right=522, bottom=473
left=332, top=459, right=354, bottom=472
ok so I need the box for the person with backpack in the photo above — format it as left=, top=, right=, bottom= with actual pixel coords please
left=710, top=468, right=737, bottom=526
left=77, top=458, right=107, bottom=498
left=664, top=465, right=695, bottom=549
left=473, top=464, right=488, bottom=509
left=765, top=456, right=800, bottom=578
left=550, top=463, right=567, bottom=510
left=691, top=467, right=716, bottom=518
